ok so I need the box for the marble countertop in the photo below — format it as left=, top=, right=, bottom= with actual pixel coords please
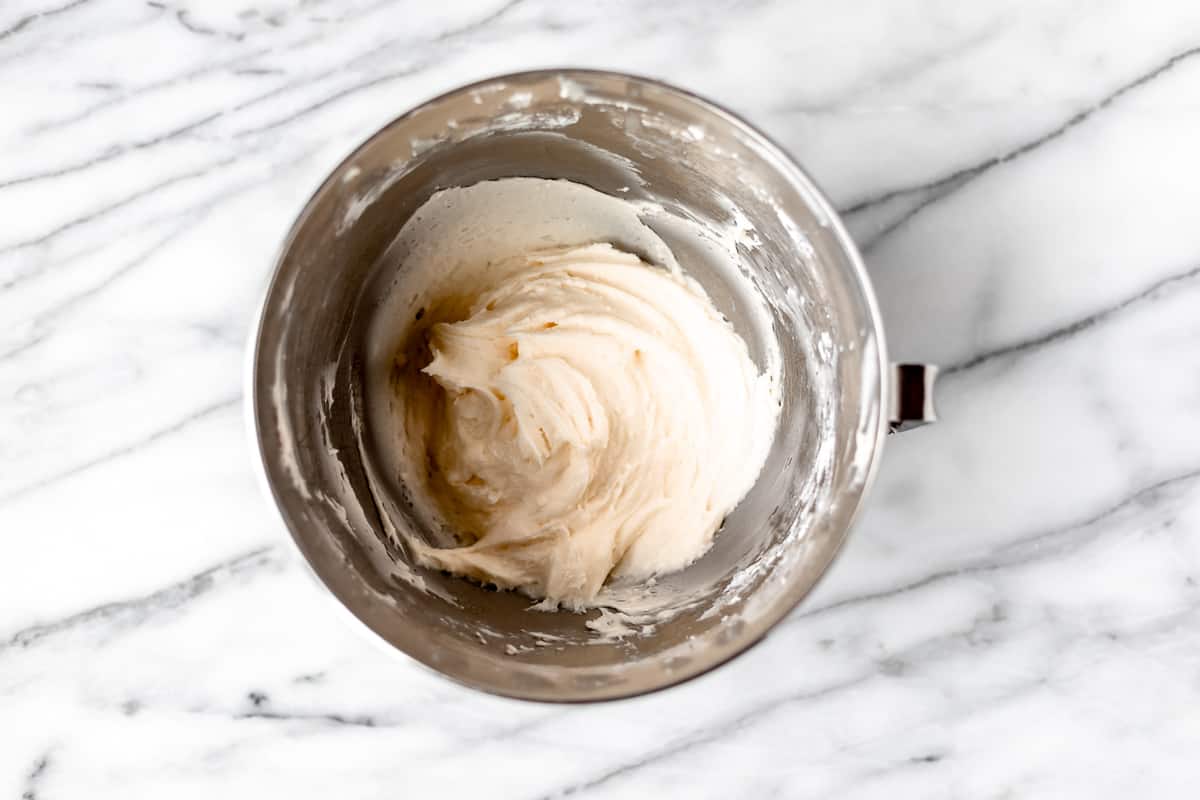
left=5, top=0, right=1200, bottom=795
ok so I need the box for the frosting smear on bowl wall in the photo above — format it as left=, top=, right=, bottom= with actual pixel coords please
left=365, top=178, right=780, bottom=610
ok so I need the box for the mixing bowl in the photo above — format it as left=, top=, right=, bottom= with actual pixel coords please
left=251, top=69, right=936, bottom=702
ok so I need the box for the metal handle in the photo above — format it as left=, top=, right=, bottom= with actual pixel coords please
left=889, top=363, right=939, bottom=433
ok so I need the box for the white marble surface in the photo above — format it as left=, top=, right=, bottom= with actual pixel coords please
left=4, top=0, right=1200, bottom=795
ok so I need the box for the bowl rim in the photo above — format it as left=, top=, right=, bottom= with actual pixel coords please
left=249, top=67, right=890, bottom=702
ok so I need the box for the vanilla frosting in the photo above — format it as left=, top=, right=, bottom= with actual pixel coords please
left=379, top=241, right=775, bottom=608
left=364, top=178, right=779, bottom=610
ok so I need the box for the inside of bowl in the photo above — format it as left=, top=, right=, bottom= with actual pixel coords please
left=254, top=71, right=884, bottom=700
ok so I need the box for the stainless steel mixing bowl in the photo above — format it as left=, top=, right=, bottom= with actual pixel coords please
left=251, top=69, right=936, bottom=702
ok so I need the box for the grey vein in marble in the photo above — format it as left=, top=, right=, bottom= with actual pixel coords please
left=943, top=258, right=1200, bottom=375
left=1, top=545, right=278, bottom=656
left=846, top=41, right=1200, bottom=251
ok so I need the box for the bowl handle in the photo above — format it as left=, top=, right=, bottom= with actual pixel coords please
left=888, top=363, right=939, bottom=434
